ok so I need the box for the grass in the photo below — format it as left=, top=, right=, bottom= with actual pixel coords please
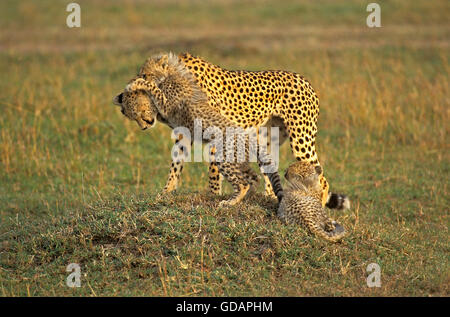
left=0, top=0, right=449, bottom=296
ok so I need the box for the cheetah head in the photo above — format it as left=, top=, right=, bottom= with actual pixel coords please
left=138, top=54, right=170, bottom=83
left=113, top=89, right=158, bottom=130
left=284, top=161, right=323, bottom=193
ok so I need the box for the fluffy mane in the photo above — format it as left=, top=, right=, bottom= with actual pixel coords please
left=154, top=52, right=209, bottom=106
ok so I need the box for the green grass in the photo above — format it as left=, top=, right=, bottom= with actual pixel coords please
left=0, top=0, right=449, bottom=296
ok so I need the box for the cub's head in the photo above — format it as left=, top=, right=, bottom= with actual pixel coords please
left=284, top=161, right=322, bottom=193
left=113, top=89, right=158, bottom=130
left=138, top=54, right=171, bottom=83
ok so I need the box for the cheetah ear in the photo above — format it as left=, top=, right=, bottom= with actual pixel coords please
left=315, top=165, right=323, bottom=175
left=113, top=92, right=123, bottom=106
left=157, top=55, right=169, bottom=69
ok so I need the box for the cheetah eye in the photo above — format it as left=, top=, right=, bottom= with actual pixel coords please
left=314, top=166, right=322, bottom=175
left=142, top=74, right=147, bottom=80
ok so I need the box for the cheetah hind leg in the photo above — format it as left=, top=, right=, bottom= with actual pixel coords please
left=208, top=162, right=223, bottom=195
left=243, top=163, right=260, bottom=196
left=205, top=149, right=258, bottom=197
left=218, top=183, right=251, bottom=207
left=217, top=162, right=257, bottom=206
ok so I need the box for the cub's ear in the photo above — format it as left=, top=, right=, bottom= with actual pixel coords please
left=113, top=93, right=123, bottom=106
left=315, top=165, right=323, bottom=175
left=157, top=54, right=169, bottom=69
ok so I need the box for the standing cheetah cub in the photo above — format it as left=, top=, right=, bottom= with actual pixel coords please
left=278, top=161, right=346, bottom=242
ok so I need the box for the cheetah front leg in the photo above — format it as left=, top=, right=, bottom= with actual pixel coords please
left=207, top=145, right=223, bottom=195
left=163, top=160, right=183, bottom=193
left=164, top=139, right=228, bottom=196
left=162, top=135, right=188, bottom=193
left=208, top=162, right=223, bottom=195
left=163, top=138, right=184, bottom=193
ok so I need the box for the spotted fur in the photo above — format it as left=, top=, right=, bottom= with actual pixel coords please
left=115, top=55, right=283, bottom=206
left=278, top=161, right=346, bottom=242
left=114, top=52, right=349, bottom=209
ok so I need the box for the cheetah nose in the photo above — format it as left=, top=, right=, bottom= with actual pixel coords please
left=141, top=126, right=148, bottom=131
left=143, top=118, right=155, bottom=126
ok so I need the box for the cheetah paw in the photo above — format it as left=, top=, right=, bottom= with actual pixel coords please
left=125, top=78, right=147, bottom=92
left=218, top=199, right=239, bottom=207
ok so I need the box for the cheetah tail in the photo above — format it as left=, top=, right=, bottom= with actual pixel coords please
left=326, top=192, right=351, bottom=210
left=309, top=220, right=346, bottom=243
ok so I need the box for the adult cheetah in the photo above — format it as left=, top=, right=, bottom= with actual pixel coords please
left=115, top=71, right=283, bottom=206
left=114, top=52, right=349, bottom=209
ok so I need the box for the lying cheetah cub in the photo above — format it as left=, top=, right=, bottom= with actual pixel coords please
left=278, top=161, right=346, bottom=242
